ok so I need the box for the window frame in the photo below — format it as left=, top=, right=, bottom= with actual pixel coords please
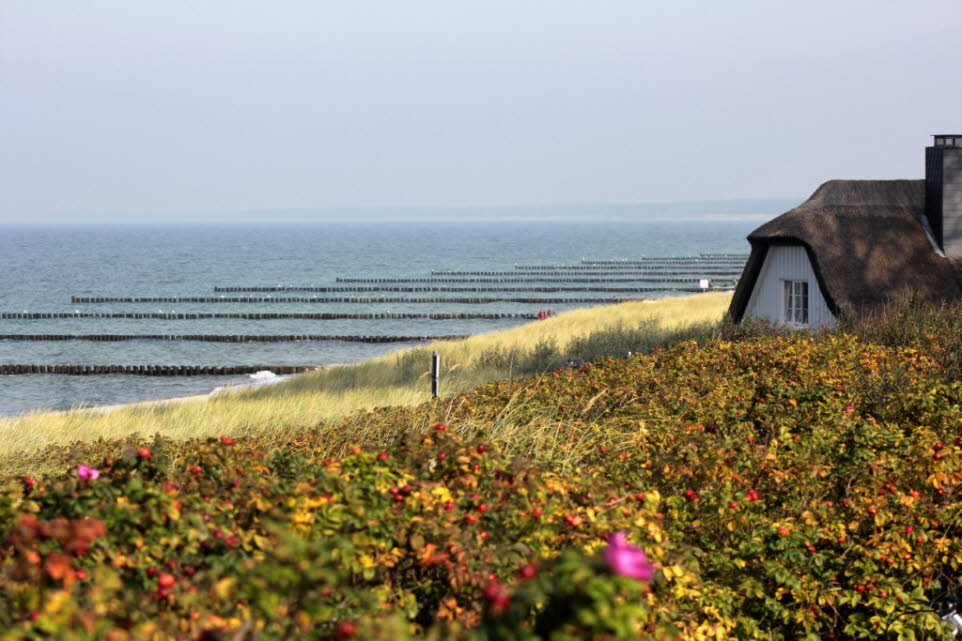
left=782, top=279, right=810, bottom=326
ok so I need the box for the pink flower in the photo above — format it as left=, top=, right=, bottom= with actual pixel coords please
left=76, top=464, right=100, bottom=480
left=604, top=531, right=654, bottom=582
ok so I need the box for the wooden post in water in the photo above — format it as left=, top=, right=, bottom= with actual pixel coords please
left=431, top=351, right=440, bottom=399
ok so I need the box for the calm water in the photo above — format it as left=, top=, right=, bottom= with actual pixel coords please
left=0, top=220, right=757, bottom=415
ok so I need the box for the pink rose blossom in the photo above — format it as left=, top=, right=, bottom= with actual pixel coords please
left=76, top=464, right=100, bottom=480
left=604, top=531, right=654, bottom=582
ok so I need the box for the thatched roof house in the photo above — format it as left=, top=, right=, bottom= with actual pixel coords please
left=729, top=135, right=962, bottom=327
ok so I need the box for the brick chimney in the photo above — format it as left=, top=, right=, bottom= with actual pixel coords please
left=925, top=134, right=962, bottom=257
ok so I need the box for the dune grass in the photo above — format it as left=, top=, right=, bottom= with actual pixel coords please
left=0, top=292, right=732, bottom=468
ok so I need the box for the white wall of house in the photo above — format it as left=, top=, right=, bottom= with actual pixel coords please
left=744, top=244, right=837, bottom=328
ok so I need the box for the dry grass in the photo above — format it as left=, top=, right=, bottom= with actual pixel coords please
left=0, top=293, right=732, bottom=463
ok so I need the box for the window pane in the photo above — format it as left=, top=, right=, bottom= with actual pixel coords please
left=784, top=282, right=792, bottom=321
left=799, top=282, right=809, bottom=323
left=782, top=280, right=810, bottom=324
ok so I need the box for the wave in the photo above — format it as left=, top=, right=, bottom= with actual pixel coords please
left=248, top=370, right=281, bottom=383
left=209, top=369, right=291, bottom=396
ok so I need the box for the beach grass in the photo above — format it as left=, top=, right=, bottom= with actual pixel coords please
left=0, top=292, right=732, bottom=470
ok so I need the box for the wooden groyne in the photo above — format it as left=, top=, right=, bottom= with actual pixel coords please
left=333, top=277, right=737, bottom=284
left=431, top=271, right=740, bottom=277
left=573, top=261, right=745, bottom=266
left=210, top=285, right=721, bottom=293
left=578, top=257, right=747, bottom=264
left=0, top=334, right=468, bottom=343
left=68, top=296, right=653, bottom=305
left=696, top=253, right=748, bottom=258
left=1, top=312, right=540, bottom=320
left=513, top=264, right=743, bottom=270
left=0, top=364, right=316, bottom=376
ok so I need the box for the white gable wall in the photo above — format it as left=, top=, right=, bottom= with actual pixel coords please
left=743, top=245, right=836, bottom=328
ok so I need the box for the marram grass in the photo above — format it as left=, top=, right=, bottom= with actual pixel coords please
left=0, top=292, right=731, bottom=464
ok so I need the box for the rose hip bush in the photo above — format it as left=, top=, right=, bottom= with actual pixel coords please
left=1, top=334, right=960, bottom=639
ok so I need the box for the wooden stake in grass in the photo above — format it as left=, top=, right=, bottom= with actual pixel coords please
left=432, top=351, right=440, bottom=399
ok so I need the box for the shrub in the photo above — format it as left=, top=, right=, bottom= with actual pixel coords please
left=838, top=299, right=962, bottom=380
left=1, top=333, right=960, bottom=639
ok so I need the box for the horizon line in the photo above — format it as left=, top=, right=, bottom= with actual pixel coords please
left=0, top=196, right=801, bottom=225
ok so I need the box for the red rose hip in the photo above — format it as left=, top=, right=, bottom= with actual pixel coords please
left=334, top=620, right=357, bottom=639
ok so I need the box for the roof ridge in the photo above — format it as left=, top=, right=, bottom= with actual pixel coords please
left=802, top=179, right=924, bottom=209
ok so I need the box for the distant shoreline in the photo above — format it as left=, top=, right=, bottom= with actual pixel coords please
left=0, top=213, right=778, bottom=226
left=0, top=199, right=796, bottom=227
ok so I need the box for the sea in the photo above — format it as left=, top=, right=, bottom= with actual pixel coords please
left=0, top=219, right=761, bottom=416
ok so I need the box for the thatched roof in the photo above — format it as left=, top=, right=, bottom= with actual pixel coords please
left=728, top=179, right=962, bottom=321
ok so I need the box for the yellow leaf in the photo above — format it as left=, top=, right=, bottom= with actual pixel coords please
left=663, top=564, right=685, bottom=579
left=213, top=577, right=236, bottom=600
left=45, top=590, right=71, bottom=614
left=927, top=472, right=946, bottom=489
left=304, top=496, right=329, bottom=509
left=295, top=611, right=312, bottom=634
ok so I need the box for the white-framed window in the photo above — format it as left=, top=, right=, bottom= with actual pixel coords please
left=783, top=280, right=809, bottom=325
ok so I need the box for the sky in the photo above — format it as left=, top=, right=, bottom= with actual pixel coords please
left=0, top=1, right=960, bottom=223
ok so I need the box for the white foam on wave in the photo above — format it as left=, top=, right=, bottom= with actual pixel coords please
left=208, top=369, right=291, bottom=397
left=249, top=370, right=280, bottom=383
